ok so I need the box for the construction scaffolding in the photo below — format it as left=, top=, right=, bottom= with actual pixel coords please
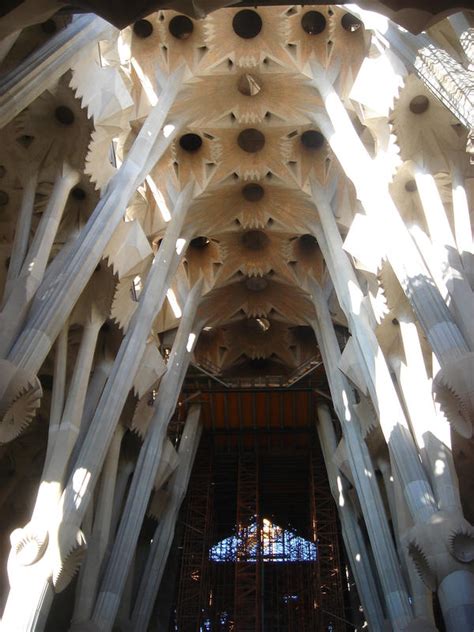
left=172, top=432, right=349, bottom=631
left=174, top=439, right=214, bottom=632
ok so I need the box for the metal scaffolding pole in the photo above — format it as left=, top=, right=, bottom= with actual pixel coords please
left=174, top=439, right=214, bottom=631
left=310, top=445, right=346, bottom=632
left=234, top=450, right=261, bottom=632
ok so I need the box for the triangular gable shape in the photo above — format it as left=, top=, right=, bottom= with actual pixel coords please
left=209, top=517, right=317, bottom=562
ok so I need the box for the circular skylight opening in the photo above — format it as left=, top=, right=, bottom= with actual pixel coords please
left=301, top=130, right=325, bottom=149
left=242, top=183, right=265, bottom=202
left=232, top=10, right=263, bottom=39
left=238, top=129, right=265, bottom=153
left=133, top=19, right=154, bottom=38
left=301, top=11, right=326, bottom=35
left=341, top=13, right=363, bottom=32
left=169, top=15, right=194, bottom=40
left=179, top=133, right=203, bottom=152
left=55, top=106, right=75, bottom=126
left=409, top=95, right=430, bottom=114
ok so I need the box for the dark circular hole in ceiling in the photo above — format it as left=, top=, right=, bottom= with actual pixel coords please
left=341, top=13, right=363, bottom=32
left=232, top=10, right=263, bottom=39
left=404, top=180, right=417, bottom=193
left=301, top=11, right=326, bottom=35
left=133, top=19, right=154, bottom=38
left=298, top=234, right=318, bottom=253
left=179, top=133, right=203, bottom=152
left=190, top=236, right=210, bottom=249
left=245, top=276, right=268, bottom=291
left=241, top=230, right=270, bottom=251
left=301, top=130, right=325, bottom=149
left=242, top=183, right=265, bottom=202
left=71, top=187, right=86, bottom=201
left=169, top=15, right=194, bottom=40
left=0, top=190, right=9, bottom=206
left=41, top=20, right=57, bottom=35
left=409, top=95, right=430, bottom=114
left=238, top=129, right=265, bottom=153
left=55, top=106, right=75, bottom=126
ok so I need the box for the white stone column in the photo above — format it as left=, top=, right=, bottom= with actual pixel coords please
left=71, top=425, right=125, bottom=627
left=0, top=15, right=114, bottom=129
left=2, top=66, right=186, bottom=374
left=316, top=403, right=386, bottom=631
left=0, top=163, right=80, bottom=357
left=7, top=314, right=102, bottom=575
left=393, top=315, right=462, bottom=513
left=44, top=322, right=68, bottom=472
left=392, top=314, right=474, bottom=629
left=309, top=62, right=471, bottom=371
left=450, top=164, right=473, bottom=286
left=2, top=180, right=194, bottom=629
left=309, top=280, right=413, bottom=629
left=131, top=405, right=202, bottom=631
left=91, top=279, right=204, bottom=631
left=110, top=458, right=136, bottom=542
left=2, top=315, right=102, bottom=631
left=391, top=466, right=436, bottom=627
left=309, top=191, right=438, bottom=526
left=311, top=203, right=474, bottom=629
left=413, top=167, right=474, bottom=348
left=68, top=352, right=114, bottom=471
left=55, top=180, right=193, bottom=522
left=2, top=170, right=38, bottom=302
left=41, top=317, right=102, bottom=503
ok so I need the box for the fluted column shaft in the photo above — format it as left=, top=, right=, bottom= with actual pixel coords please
left=391, top=466, right=436, bottom=624
left=309, top=62, right=469, bottom=366
left=92, top=279, right=203, bottom=631
left=3, top=170, right=38, bottom=302
left=414, top=168, right=474, bottom=348
left=450, top=165, right=473, bottom=277
left=394, top=315, right=462, bottom=512
left=4, top=68, right=186, bottom=372
left=309, top=280, right=413, bottom=629
left=68, top=353, right=114, bottom=474
left=44, top=322, right=68, bottom=471
left=0, top=164, right=80, bottom=357
left=53, top=182, right=193, bottom=529
left=310, top=191, right=437, bottom=525
left=316, top=403, right=386, bottom=630
left=34, top=317, right=103, bottom=522
left=110, top=459, right=135, bottom=540
left=1, top=313, right=103, bottom=626
left=131, top=405, right=202, bottom=631
left=0, top=15, right=114, bottom=129
left=72, top=425, right=125, bottom=625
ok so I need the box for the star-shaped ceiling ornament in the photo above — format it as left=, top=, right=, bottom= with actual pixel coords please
left=204, top=126, right=293, bottom=183
left=203, top=7, right=292, bottom=70
left=215, top=229, right=293, bottom=282
left=390, top=74, right=464, bottom=173
left=198, top=277, right=315, bottom=327
left=172, top=70, right=318, bottom=128
left=184, top=237, right=223, bottom=292
left=12, top=79, right=93, bottom=172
